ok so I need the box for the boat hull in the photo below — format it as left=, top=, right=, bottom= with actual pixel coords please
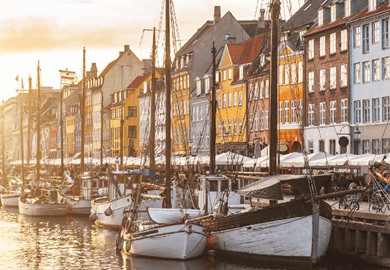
left=122, top=223, right=206, bottom=260
left=91, top=194, right=162, bottom=230
left=19, top=199, right=68, bottom=216
left=66, top=197, right=91, bottom=215
left=147, top=208, right=204, bottom=224
left=0, top=192, right=21, bottom=207
left=202, top=200, right=332, bottom=262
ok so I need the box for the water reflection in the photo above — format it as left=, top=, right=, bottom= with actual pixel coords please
left=0, top=208, right=388, bottom=270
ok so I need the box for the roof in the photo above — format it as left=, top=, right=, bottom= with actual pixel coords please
left=227, top=33, right=267, bottom=65
left=350, top=3, right=390, bottom=23
left=127, top=73, right=149, bottom=90
left=282, top=0, right=328, bottom=31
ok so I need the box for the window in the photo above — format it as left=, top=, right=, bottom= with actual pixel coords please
left=383, top=96, right=390, bottom=121
left=308, top=104, right=314, bottom=126
left=329, top=140, right=336, bottom=155
left=254, top=113, right=259, bottom=131
left=319, top=140, right=325, bottom=152
left=238, top=91, right=242, bottom=105
left=319, top=69, right=326, bottom=91
left=368, top=0, right=377, bottom=11
left=373, top=98, right=380, bottom=123
left=128, top=126, right=137, bottom=138
left=265, top=110, right=269, bottom=130
left=291, top=100, right=297, bottom=123
left=228, top=119, right=232, bottom=135
left=259, top=80, right=264, bottom=99
left=217, top=95, right=221, bottom=109
left=228, top=92, right=232, bottom=107
left=284, top=63, right=290, bottom=84
left=228, top=68, right=232, bottom=80
left=278, top=65, right=283, bottom=85
left=291, top=63, right=297, bottom=84
left=341, top=99, right=348, bottom=123
left=233, top=119, right=237, bottom=135
left=254, top=83, right=259, bottom=100
left=363, top=99, right=371, bottom=123
left=298, top=99, right=303, bottom=124
left=260, top=112, right=264, bottom=130
left=363, top=140, right=370, bottom=154
left=340, top=64, right=347, bottom=87
left=354, top=100, right=362, bottom=123
left=195, top=77, right=201, bottom=95
left=298, top=62, right=303, bottom=83
left=354, top=26, right=361, bottom=48
left=330, top=67, right=336, bottom=89
left=238, top=118, right=243, bottom=135
left=383, top=57, right=390, bottom=80
left=223, top=94, right=226, bottom=108
left=331, top=5, right=336, bottom=22
left=318, top=9, right=324, bottom=26
left=363, top=61, right=371, bottom=83
left=222, top=69, right=226, bottom=81
left=320, top=102, right=326, bottom=125
left=373, top=21, right=380, bottom=44
left=383, top=19, right=389, bottom=49
left=330, top=33, right=336, bottom=54
left=340, top=29, right=348, bottom=51
left=373, top=59, right=380, bottom=81
left=284, top=100, right=289, bottom=124
left=345, top=0, right=351, bottom=17
left=308, top=71, right=314, bottom=93
left=239, top=65, right=244, bottom=80
left=265, top=79, right=269, bottom=98
left=308, top=140, right=314, bottom=154
left=354, top=63, right=361, bottom=84
left=278, top=101, right=282, bottom=124
left=233, top=92, right=237, bottom=106
left=204, top=76, right=210, bottom=93
left=319, top=36, right=326, bottom=57
left=127, top=106, right=137, bottom=117
left=383, top=138, right=390, bottom=154
left=330, top=101, right=336, bottom=124
left=363, top=24, right=370, bottom=53
left=308, top=39, right=314, bottom=59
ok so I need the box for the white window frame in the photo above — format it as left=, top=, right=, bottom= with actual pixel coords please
left=354, top=63, right=361, bottom=84
left=319, top=69, right=326, bottom=91
left=373, top=59, right=380, bottom=81
left=291, top=63, right=297, bottom=84
left=383, top=96, right=390, bottom=121
left=330, top=33, right=336, bottom=54
left=298, top=62, right=303, bottom=83
left=354, top=26, right=361, bottom=48
left=284, top=63, right=290, bottom=85
left=373, top=98, right=380, bottom=123
left=384, top=19, right=389, bottom=49
left=340, top=64, right=347, bottom=87
left=291, top=100, right=297, bottom=123
left=319, top=102, right=326, bottom=125
left=341, top=99, right=348, bottom=123
left=308, top=71, right=314, bottom=93
left=383, top=57, right=390, bottom=80
left=345, top=0, right=351, bottom=17
left=308, top=39, right=314, bottom=60
left=363, top=24, right=370, bottom=54
left=340, top=29, right=348, bottom=51
left=355, top=100, right=362, bottom=123
left=319, top=36, right=326, bottom=57
left=284, top=100, right=289, bottom=124
left=308, top=104, right=315, bottom=126
left=363, top=61, right=371, bottom=83
left=330, top=67, right=336, bottom=89
left=363, top=99, right=371, bottom=123
left=373, top=21, right=380, bottom=44
left=278, top=101, right=282, bottom=124
left=330, top=100, right=336, bottom=124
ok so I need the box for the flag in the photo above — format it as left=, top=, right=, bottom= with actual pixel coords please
left=15, top=75, right=19, bottom=82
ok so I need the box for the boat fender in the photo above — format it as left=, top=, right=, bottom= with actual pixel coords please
left=89, top=212, right=98, bottom=222
left=104, top=207, right=112, bottom=216
left=206, top=235, right=218, bottom=248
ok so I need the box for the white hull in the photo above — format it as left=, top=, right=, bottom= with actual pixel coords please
left=122, top=223, right=206, bottom=260
left=210, top=215, right=332, bottom=259
left=91, top=194, right=162, bottom=230
left=19, top=199, right=68, bottom=216
left=0, top=192, right=21, bottom=207
left=66, top=196, right=91, bottom=215
left=147, top=208, right=204, bottom=224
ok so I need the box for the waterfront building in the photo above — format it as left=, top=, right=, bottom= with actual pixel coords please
left=349, top=1, right=390, bottom=154
left=304, top=0, right=366, bottom=155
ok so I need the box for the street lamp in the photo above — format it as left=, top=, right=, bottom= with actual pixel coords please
left=353, top=125, right=361, bottom=154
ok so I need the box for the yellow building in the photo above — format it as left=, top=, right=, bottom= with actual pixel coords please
left=172, top=71, right=190, bottom=156
left=216, top=34, right=267, bottom=154
left=110, top=93, right=124, bottom=157
left=277, top=42, right=304, bottom=153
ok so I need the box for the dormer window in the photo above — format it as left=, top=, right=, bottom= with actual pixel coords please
left=345, top=0, right=351, bottom=17
left=204, top=75, right=210, bottom=93
left=318, top=8, right=324, bottom=26
left=239, top=65, right=244, bottom=80
left=195, top=77, right=201, bottom=96
left=331, top=5, right=336, bottom=22
left=368, top=0, right=377, bottom=12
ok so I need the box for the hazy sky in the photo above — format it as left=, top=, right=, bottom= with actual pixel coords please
left=0, top=0, right=300, bottom=101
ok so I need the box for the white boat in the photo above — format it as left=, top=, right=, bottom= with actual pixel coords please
left=89, top=168, right=163, bottom=230
left=147, top=207, right=204, bottom=224
left=19, top=188, right=68, bottom=216
left=119, top=222, right=207, bottom=260
left=59, top=172, right=105, bottom=215
left=200, top=174, right=333, bottom=263
left=0, top=189, right=22, bottom=207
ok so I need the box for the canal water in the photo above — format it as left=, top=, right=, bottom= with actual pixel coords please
left=0, top=207, right=386, bottom=270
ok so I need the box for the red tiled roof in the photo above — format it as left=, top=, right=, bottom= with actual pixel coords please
left=352, top=3, right=390, bottom=22
left=227, top=33, right=267, bottom=65
left=127, top=73, right=149, bottom=90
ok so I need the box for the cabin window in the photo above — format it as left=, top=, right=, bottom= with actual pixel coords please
left=209, top=181, right=218, bottom=192
left=221, top=180, right=229, bottom=192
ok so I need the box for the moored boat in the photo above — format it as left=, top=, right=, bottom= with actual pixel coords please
left=19, top=188, right=67, bottom=216
left=0, top=189, right=22, bottom=207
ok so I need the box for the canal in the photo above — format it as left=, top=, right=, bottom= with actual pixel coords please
left=0, top=207, right=386, bottom=270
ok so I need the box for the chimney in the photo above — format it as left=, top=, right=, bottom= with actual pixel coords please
left=258, top=9, right=268, bottom=31
left=214, top=6, right=221, bottom=24
left=90, top=63, right=98, bottom=77
left=124, top=45, right=130, bottom=51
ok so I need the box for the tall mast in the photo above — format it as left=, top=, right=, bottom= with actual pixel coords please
left=60, top=86, right=64, bottom=180
left=210, top=42, right=217, bottom=174
left=20, top=97, right=24, bottom=188
left=36, top=61, right=41, bottom=182
left=269, top=0, right=280, bottom=175
left=2, top=100, right=5, bottom=184
left=100, top=90, right=103, bottom=166
left=165, top=0, right=172, bottom=208
left=150, top=27, right=156, bottom=171
left=27, top=77, right=32, bottom=165
left=81, top=47, right=86, bottom=173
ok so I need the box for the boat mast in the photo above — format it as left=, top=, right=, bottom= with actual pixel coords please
left=2, top=100, right=5, bottom=184
left=165, top=0, right=172, bottom=208
left=150, top=27, right=156, bottom=171
left=27, top=77, right=32, bottom=165
left=269, top=0, right=280, bottom=175
left=210, top=42, right=217, bottom=175
left=60, top=85, right=64, bottom=180
left=36, top=61, right=41, bottom=182
left=81, top=47, right=86, bottom=173
left=20, top=97, right=24, bottom=189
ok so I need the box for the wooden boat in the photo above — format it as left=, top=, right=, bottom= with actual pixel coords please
left=147, top=207, right=204, bottom=224
left=0, top=188, right=22, bottom=207
left=19, top=188, right=67, bottom=216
